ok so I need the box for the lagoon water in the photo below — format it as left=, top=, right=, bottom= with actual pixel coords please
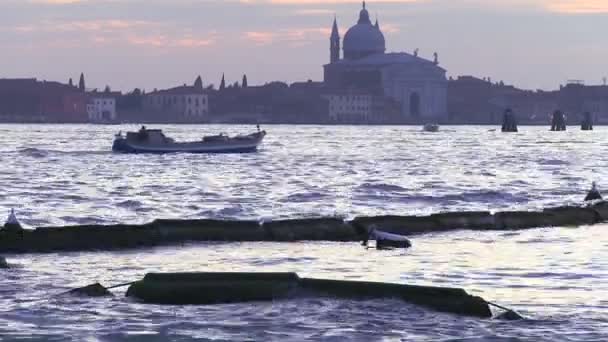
left=0, top=124, right=607, bottom=341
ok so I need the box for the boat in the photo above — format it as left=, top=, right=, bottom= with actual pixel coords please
left=362, top=227, right=412, bottom=249
left=112, top=126, right=266, bottom=154
left=423, top=123, right=439, bottom=132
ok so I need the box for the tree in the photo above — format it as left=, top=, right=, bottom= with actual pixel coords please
left=219, top=73, right=226, bottom=91
left=78, top=73, right=86, bottom=91
left=242, top=74, right=248, bottom=88
left=194, top=75, right=203, bottom=91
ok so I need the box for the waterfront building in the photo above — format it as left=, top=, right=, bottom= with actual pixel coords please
left=325, top=92, right=374, bottom=123
left=143, top=77, right=209, bottom=122
left=0, top=78, right=88, bottom=122
left=87, top=91, right=119, bottom=122
left=323, top=2, right=448, bottom=123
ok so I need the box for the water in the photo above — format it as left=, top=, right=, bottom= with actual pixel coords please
left=0, top=125, right=606, bottom=340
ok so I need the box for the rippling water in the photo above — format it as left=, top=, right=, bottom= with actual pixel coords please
left=0, top=124, right=607, bottom=340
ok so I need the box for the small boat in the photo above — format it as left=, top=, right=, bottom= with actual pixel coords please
left=112, top=126, right=266, bottom=154
left=362, top=227, right=412, bottom=250
left=423, top=123, right=439, bottom=132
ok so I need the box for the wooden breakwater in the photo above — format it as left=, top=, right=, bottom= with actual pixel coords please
left=2, top=202, right=607, bottom=253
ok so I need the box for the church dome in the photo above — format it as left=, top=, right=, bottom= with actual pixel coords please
left=343, top=2, right=386, bottom=60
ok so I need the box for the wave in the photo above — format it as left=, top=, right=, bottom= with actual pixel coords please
left=537, top=158, right=570, bottom=166
left=18, top=147, right=49, bottom=158
left=356, top=183, right=407, bottom=193
left=17, top=147, right=110, bottom=157
left=355, top=190, right=530, bottom=206
left=282, top=192, right=328, bottom=203
left=116, top=200, right=143, bottom=209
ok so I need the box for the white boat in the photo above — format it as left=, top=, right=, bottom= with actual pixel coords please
left=363, top=227, right=412, bottom=249
left=112, top=127, right=266, bottom=154
left=423, top=123, right=439, bottom=132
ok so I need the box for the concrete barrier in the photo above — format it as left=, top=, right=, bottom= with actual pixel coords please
left=28, top=224, right=161, bottom=252
left=494, top=211, right=554, bottom=230
left=495, top=206, right=599, bottom=230
left=0, top=204, right=603, bottom=253
left=300, top=278, right=491, bottom=318
left=152, top=219, right=265, bottom=242
left=430, top=211, right=495, bottom=230
left=591, top=201, right=608, bottom=221
left=67, top=283, right=113, bottom=297
left=351, top=216, right=441, bottom=235
left=263, top=218, right=358, bottom=241
left=542, top=206, right=599, bottom=226
left=125, top=272, right=492, bottom=318
left=126, top=272, right=300, bottom=305
left=0, top=256, right=8, bottom=268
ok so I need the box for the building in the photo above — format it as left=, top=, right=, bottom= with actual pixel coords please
left=143, top=77, right=209, bottom=122
left=325, top=92, right=373, bottom=122
left=0, top=78, right=88, bottom=122
left=87, top=91, right=119, bottom=122
left=448, top=76, right=525, bottom=123
left=323, top=2, right=448, bottom=123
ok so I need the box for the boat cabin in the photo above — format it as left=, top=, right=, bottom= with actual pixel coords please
left=126, top=129, right=172, bottom=144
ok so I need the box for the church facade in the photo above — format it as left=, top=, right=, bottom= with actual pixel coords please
left=323, top=2, right=448, bottom=123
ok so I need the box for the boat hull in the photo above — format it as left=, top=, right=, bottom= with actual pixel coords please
left=112, top=132, right=265, bottom=154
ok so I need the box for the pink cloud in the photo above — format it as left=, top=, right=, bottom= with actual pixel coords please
left=8, top=18, right=218, bottom=49
left=544, top=0, right=608, bottom=13
left=244, top=27, right=330, bottom=46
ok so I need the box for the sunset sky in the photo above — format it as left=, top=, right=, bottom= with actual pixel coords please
left=1, top=0, right=607, bottom=92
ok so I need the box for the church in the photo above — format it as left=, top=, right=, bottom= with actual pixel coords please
left=323, top=2, right=447, bottom=123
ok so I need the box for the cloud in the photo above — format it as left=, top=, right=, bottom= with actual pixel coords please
left=240, top=0, right=419, bottom=3
left=27, top=0, right=85, bottom=3
left=544, top=0, right=608, bottom=13
left=293, top=8, right=335, bottom=15
left=8, top=18, right=218, bottom=49
left=244, top=27, right=330, bottom=46
left=127, top=34, right=217, bottom=48
left=16, top=19, right=150, bottom=33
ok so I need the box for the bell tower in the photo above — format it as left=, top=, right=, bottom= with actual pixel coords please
left=330, top=16, right=340, bottom=63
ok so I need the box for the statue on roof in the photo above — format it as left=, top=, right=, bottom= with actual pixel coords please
left=433, top=52, right=439, bottom=65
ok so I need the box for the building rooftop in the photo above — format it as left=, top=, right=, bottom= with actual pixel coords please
left=329, top=52, right=445, bottom=71
left=148, top=85, right=205, bottom=96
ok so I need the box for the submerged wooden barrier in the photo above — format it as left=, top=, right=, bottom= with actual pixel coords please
left=125, top=272, right=492, bottom=318
left=1, top=202, right=607, bottom=253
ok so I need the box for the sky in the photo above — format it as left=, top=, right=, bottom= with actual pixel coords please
left=1, top=0, right=607, bottom=92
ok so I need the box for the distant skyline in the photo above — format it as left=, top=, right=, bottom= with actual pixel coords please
left=1, top=0, right=607, bottom=92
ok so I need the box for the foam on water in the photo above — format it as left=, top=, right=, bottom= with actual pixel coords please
left=0, top=124, right=607, bottom=340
